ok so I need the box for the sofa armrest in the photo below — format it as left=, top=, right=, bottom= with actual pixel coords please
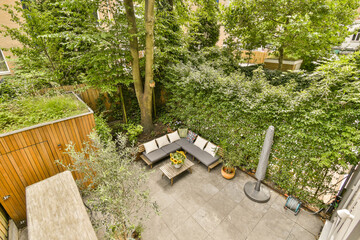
left=217, top=147, right=224, bottom=158
left=136, top=144, right=145, bottom=160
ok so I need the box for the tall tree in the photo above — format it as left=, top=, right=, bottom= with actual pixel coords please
left=124, top=0, right=155, bottom=132
left=223, top=0, right=359, bottom=70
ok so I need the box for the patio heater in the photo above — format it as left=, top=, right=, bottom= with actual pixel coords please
left=244, top=126, right=274, bottom=203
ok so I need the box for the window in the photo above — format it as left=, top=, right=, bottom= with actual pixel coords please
left=352, top=30, right=360, bottom=41
left=0, top=49, right=11, bottom=75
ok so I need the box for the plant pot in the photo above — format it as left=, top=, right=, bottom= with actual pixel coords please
left=174, top=164, right=182, bottom=169
left=221, top=167, right=235, bottom=179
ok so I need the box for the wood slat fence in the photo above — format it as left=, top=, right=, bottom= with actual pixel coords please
left=0, top=205, right=8, bottom=240
left=241, top=51, right=268, bottom=64
left=0, top=94, right=95, bottom=227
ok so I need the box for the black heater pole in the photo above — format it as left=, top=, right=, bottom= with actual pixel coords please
left=244, top=126, right=274, bottom=203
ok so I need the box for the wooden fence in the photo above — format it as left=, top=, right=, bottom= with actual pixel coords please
left=0, top=94, right=95, bottom=227
left=0, top=206, right=8, bottom=240
left=241, top=51, right=268, bottom=64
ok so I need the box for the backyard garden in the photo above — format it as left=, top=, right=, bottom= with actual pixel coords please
left=0, top=0, right=360, bottom=239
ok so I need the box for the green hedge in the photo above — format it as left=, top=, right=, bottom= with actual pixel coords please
left=162, top=50, right=360, bottom=205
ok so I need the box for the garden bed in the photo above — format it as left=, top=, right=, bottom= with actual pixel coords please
left=0, top=93, right=89, bottom=134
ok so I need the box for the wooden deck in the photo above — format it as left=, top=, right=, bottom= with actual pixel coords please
left=26, top=171, right=97, bottom=240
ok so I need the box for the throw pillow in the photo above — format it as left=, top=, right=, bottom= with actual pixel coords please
left=168, top=131, right=181, bottom=143
left=204, top=142, right=219, bottom=157
left=194, top=136, right=208, bottom=150
left=186, top=130, right=198, bottom=143
left=156, top=135, right=170, bottom=148
left=178, top=128, right=188, bottom=138
left=143, top=140, right=158, bottom=154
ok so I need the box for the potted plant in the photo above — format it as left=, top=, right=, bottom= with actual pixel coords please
left=220, top=141, right=237, bottom=180
left=221, top=157, right=236, bottom=180
left=170, top=151, right=186, bottom=168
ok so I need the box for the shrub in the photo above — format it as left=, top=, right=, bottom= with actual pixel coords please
left=162, top=50, right=360, bottom=206
left=62, top=132, right=157, bottom=239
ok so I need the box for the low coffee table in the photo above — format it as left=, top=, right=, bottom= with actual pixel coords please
left=160, top=159, right=194, bottom=185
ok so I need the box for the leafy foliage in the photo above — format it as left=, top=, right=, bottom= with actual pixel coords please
left=188, top=0, right=220, bottom=51
left=62, top=132, right=157, bottom=239
left=0, top=0, right=100, bottom=86
left=0, top=94, right=88, bottom=133
left=163, top=49, right=360, bottom=205
left=223, top=0, right=359, bottom=69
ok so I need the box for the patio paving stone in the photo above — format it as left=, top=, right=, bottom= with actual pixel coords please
left=173, top=217, right=208, bottom=240
left=287, top=223, right=317, bottom=240
left=141, top=160, right=324, bottom=240
left=177, top=190, right=207, bottom=215
left=227, top=204, right=263, bottom=238
left=210, top=218, right=245, bottom=240
left=192, top=203, right=224, bottom=233
left=161, top=201, right=191, bottom=232
left=295, top=210, right=324, bottom=236
left=255, top=208, right=295, bottom=239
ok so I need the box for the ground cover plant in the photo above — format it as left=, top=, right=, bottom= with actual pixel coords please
left=162, top=48, right=360, bottom=206
left=0, top=93, right=89, bottom=133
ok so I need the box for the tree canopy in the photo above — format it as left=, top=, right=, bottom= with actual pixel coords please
left=223, top=0, right=359, bottom=69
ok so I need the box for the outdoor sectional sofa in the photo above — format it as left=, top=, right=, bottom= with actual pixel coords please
left=138, top=129, right=223, bottom=172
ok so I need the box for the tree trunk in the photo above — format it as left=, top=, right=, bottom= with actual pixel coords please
left=278, top=47, right=284, bottom=71
left=124, top=0, right=154, bottom=132
left=143, top=0, right=155, bottom=132
left=118, top=85, right=127, bottom=124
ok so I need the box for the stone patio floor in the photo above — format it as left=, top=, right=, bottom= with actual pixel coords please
left=142, top=158, right=324, bottom=240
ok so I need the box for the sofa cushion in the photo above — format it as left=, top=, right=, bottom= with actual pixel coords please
left=143, top=140, right=158, bottom=154
left=186, top=130, right=198, bottom=143
left=156, top=135, right=170, bottom=148
left=182, top=144, right=203, bottom=158
left=173, top=138, right=191, bottom=147
left=196, top=151, right=220, bottom=167
left=162, top=142, right=182, bottom=154
left=182, top=144, right=220, bottom=167
left=168, top=131, right=181, bottom=143
left=143, top=149, right=168, bottom=163
left=194, top=136, right=208, bottom=150
left=204, top=142, right=219, bottom=157
left=178, top=128, right=188, bottom=138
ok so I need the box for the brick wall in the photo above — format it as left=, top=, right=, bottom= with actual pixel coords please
left=0, top=0, right=21, bottom=74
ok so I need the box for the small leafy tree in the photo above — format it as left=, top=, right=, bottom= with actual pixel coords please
left=188, top=0, right=220, bottom=51
left=62, top=132, right=157, bottom=239
left=0, top=0, right=99, bottom=86
left=223, top=0, right=359, bottom=70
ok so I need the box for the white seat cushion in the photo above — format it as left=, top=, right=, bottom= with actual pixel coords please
left=156, top=135, right=170, bottom=148
left=193, top=136, right=208, bottom=150
left=143, top=140, right=158, bottom=154
left=204, top=142, right=219, bottom=157
left=167, top=131, right=181, bottom=143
